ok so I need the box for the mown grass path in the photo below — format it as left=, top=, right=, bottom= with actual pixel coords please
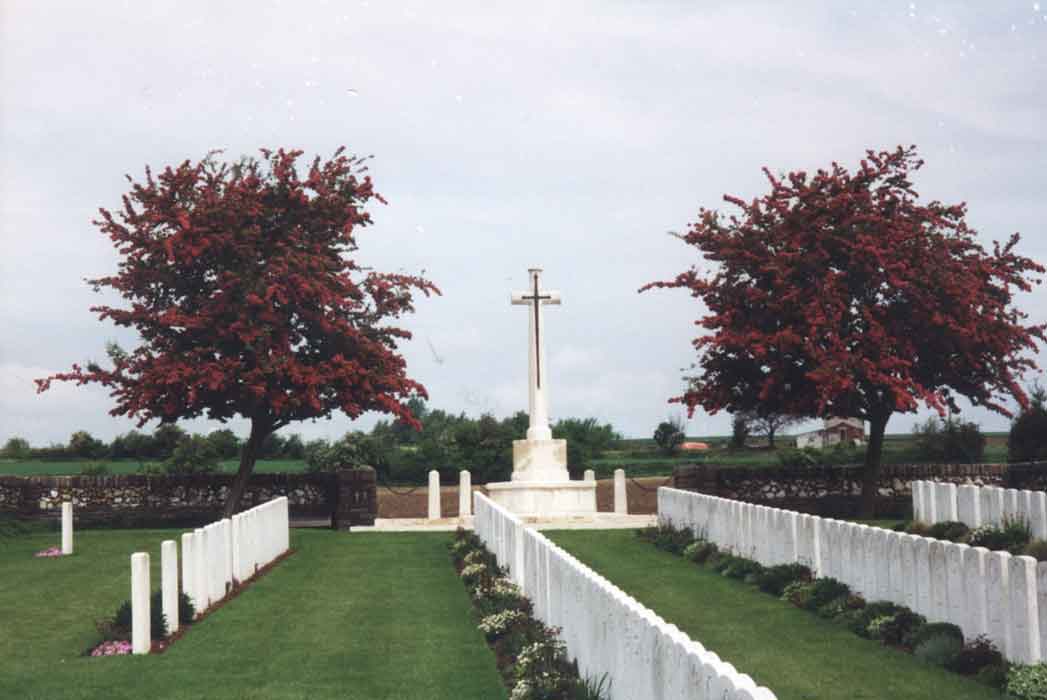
left=548, top=529, right=1004, bottom=700
left=0, top=529, right=504, bottom=700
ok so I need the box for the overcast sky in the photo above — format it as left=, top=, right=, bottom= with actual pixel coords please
left=2, top=1, right=1045, bottom=446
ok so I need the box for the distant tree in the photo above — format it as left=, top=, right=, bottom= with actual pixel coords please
left=1009, top=385, right=1047, bottom=463
left=913, top=416, right=985, bottom=464
left=454, top=414, right=513, bottom=483
left=739, top=411, right=805, bottom=448
left=653, top=417, right=686, bottom=456
left=36, top=148, right=437, bottom=516
left=151, top=424, right=188, bottom=460
left=206, top=429, right=241, bottom=460
left=68, top=431, right=108, bottom=459
left=643, top=146, right=1045, bottom=515
left=729, top=414, right=750, bottom=449
left=503, top=411, right=531, bottom=440
left=0, top=437, right=31, bottom=459
left=552, top=418, right=621, bottom=478
left=258, top=433, right=286, bottom=459
left=109, top=430, right=153, bottom=461
left=282, top=434, right=305, bottom=460
left=165, top=435, right=220, bottom=474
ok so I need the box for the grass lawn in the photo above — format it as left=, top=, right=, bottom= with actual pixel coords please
left=0, top=458, right=309, bottom=476
left=548, top=529, right=1003, bottom=700
left=0, top=528, right=505, bottom=700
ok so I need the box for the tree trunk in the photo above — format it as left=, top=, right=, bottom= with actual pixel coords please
left=859, top=412, right=891, bottom=518
left=223, top=418, right=272, bottom=518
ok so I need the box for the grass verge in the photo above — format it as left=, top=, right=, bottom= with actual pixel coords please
left=547, top=529, right=1003, bottom=700
left=0, top=529, right=504, bottom=700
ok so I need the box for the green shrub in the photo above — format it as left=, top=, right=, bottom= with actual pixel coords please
left=165, top=435, right=219, bottom=475
left=781, top=581, right=815, bottom=608
left=874, top=609, right=926, bottom=647
left=817, top=596, right=851, bottom=620
left=111, top=595, right=169, bottom=641
left=722, top=558, right=763, bottom=580
left=911, top=622, right=964, bottom=649
left=711, top=555, right=736, bottom=574
left=804, top=578, right=850, bottom=611
left=1008, top=664, right=1047, bottom=700
left=927, top=521, right=970, bottom=542
left=915, top=633, right=963, bottom=667
left=636, top=524, right=694, bottom=555
left=945, top=635, right=1004, bottom=676
left=1023, top=539, right=1047, bottom=562
left=756, top=563, right=812, bottom=596
left=849, top=602, right=903, bottom=639
left=834, top=609, right=866, bottom=632
left=968, top=520, right=1032, bottom=554
left=683, top=541, right=718, bottom=564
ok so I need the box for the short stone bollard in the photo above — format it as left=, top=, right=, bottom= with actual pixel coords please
left=181, top=531, right=197, bottom=612
left=614, top=469, right=627, bottom=515
left=61, top=501, right=74, bottom=555
left=162, top=540, right=179, bottom=635
left=583, top=469, right=595, bottom=482
left=131, top=552, right=151, bottom=654
left=459, top=470, right=472, bottom=518
left=428, top=470, right=441, bottom=520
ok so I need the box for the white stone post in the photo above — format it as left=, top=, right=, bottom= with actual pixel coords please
left=459, top=470, right=472, bottom=517
left=161, top=540, right=178, bottom=635
left=194, top=527, right=208, bottom=612
left=428, top=470, right=441, bottom=520
left=614, top=469, right=627, bottom=515
left=929, top=540, right=948, bottom=620
left=914, top=537, right=932, bottom=617
left=1033, top=491, right=1047, bottom=541
left=583, top=469, right=595, bottom=482
left=912, top=481, right=924, bottom=523
left=945, top=543, right=966, bottom=630
left=222, top=518, right=233, bottom=593
left=963, top=546, right=990, bottom=640
left=1006, top=489, right=1022, bottom=524
left=61, top=501, right=74, bottom=555
left=131, top=552, right=151, bottom=655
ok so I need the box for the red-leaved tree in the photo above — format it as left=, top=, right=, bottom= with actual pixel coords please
left=643, top=146, right=1044, bottom=515
left=37, top=148, right=438, bottom=516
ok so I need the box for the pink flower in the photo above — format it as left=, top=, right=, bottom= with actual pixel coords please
left=34, top=547, right=64, bottom=558
left=90, top=641, right=133, bottom=657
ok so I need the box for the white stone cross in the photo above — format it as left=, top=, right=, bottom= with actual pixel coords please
left=511, top=268, right=561, bottom=441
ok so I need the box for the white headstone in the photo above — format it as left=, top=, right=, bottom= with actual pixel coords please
left=929, top=540, right=948, bottom=620
left=980, top=486, right=998, bottom=528
left=459, top=470, right=472, bottom=517
left=986, top=551, right=1012, bottom=657
left=1032, top=491, right=1047, bottom=541
left=912, top=481, right=925, bottom=523
left=945, top=542, right=966, bottom=628
left=181, top=532, right=196, bottom=611
left=583, top=469, right=595, bottom=482
left=161, top=540, right=179, bottom=635
left=131, top=552, right=151, bottom=654
left=614, top=469, right=627, bottom=515
left=957, top=485, right=981, bottom=528
left=428, top=470, right=441, bottom=520
left=900, top=534, right=920, bottom=611
left=914, top=537, right=932, bottom=616
left=1038, top=562, right=1047, bottom=664
left=963, top=546, right=990, bottom=640
left=1005, top=489, right=1022, bottom=524
left=1009, top=555, right=1041, bottom=664
left=61, top=501, right=74, bottom=555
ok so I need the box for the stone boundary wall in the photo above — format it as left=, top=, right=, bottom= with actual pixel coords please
left=658, top=487, right=1045, bottom=665
left=913, top=480, right=1047, bottom=539
left=671, top=462, right=1031, bottom=517
left=474, top=493, right=778, bottom=700
left=0, top=471, right=376, bottom=528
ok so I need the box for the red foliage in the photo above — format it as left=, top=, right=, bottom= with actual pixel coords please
left=643, top=146, right=1044, bottom=509
left=37, top=148, right=438, bottom=509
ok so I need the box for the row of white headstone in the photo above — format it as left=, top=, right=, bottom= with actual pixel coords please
left=425, top=468, right=628, bottom=519
left=129, top=497, right=291, bottom=655
left=474, top=493, right=777, bottom=700
left=657, top=487, right=1046, bottom=664
left=913, top=480, right=1047, bottom=539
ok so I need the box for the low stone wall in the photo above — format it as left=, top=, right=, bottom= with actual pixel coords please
left=671, top=462, right=1025, bottom=518
left=0, top=471, right=376, bottom=528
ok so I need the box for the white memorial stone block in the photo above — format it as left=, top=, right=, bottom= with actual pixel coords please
left=988, top=487, right=1006, bottom=527
left=914, top=538, right=932, bottom=616
left=1006, top=489, right=1022, bottom=524
left=459, top=470, right=472, bottom=517
left=957, top=485, right=981, bottom=528
left=428, top=470, right=441, bottom=520
left=941, top=482, right=959, bottom=522
left=987, top=551, right=1012, bottom=657
left=61, top=501, right=73, bottom=555
left=926, top=481, right=939, bottom=523
left=887, top=532, right=905, bottom=604
left=900, top=534, right=919, bottom=611
left=194, top=527, right=208, bottom=611
left=583, top=469, right=595, bottom=482
left=181, top=532, right=196, bottom=610
left=131, top=552, right=150, bottom=655
left=928, top=540, right=948, bottom=620
left=1009, top=555, right=1041, bottom=664
left=161, top=540, right=179, bottom=635
left=1033, top=491, right=1047, bottom=541
left=913, top=480, right=926, bottom=522
left=963, top=546, right=990, bottom=640
left=980, top=487, right=997, bottom=528
left=614, top=469, right=627, bottom=515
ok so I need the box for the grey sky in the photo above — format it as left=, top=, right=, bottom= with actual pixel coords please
left=2, top=1, right=1045, bottom=446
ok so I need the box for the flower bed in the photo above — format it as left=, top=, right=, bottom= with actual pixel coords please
left=34, top=547, right=65, bottom=558
left=449, top=529, right=609, bottom=700
left=637, top=523, right=1047, bottom=699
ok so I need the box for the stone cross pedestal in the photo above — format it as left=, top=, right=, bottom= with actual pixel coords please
left=485, top=268, right=596, bottom=516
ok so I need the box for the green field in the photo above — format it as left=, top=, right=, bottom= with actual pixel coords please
left=0, top=528, right=505, bottom=700
left=548, top=529, right=1003, bottom=700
